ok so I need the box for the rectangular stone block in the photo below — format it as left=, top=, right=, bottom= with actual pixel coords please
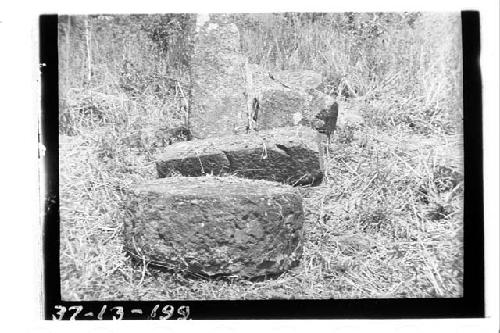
left=258, top=89, right=309, bottom=130
left=247, top=64, right=333, bottom=132
left=123, top=176, right=304, bottom=279
left=156, top=127, right=324, bottom=186
left=190, top=16, right=248, bottom=139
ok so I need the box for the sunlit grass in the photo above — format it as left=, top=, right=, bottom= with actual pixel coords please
left=59, top=12, right=463, bottom=300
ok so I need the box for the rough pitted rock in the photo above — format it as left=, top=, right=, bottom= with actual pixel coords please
left=123, top=177, right=304, bottom=279
left=246, top=64, right=336, bottom=131
left=258, top=89, right=310, bottom=129
left=272, top=70, right=323, bottom=90
left=247, top=64, right=323, bottom=92
left=246, top=65, right=308, bottom=131
left=307, top=89, right=336, bottom=117
left=156, top=127, right=323, bottom=186
left=188, top=15, right=358, bottom=137
left=190, top=14, right=248, bottom=139
left=188, top=16, right=338, bottom=135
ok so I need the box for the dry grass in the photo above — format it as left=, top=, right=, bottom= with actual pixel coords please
left=58, top=12, right=463, bottom=300
left=59, top=100, right=463, bottom=300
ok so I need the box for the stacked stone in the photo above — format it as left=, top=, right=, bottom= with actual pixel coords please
left=123, top=14, right=357, bottom=280
left=155, top=126, right=323, bottom=186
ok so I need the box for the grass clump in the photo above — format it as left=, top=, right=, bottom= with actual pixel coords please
left=59, top=12, right=464, bottom=300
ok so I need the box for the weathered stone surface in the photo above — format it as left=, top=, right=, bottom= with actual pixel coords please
left=247, top=65, right=322, bottom=92
left=190, top=14, right=248, bottom=139
left=273, top=70, right=323, bottom=90
left=156, top=127, right=323, bottom=186
left=246, top=64, right=309, bottom=131
left=155, top=139, right=230, bottom=176
left=245, top=64, right=338, bottom=132
left=188, top=16, right=350, bottom=138
left=123, top=177, right=304, bottom=279
left=188, top=16, right=337, bottom=136
left=258, top=89, right=310, bottom=129
left=307, top=89, right=336, bottom=117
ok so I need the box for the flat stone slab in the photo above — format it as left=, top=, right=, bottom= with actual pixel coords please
left=155, top=127, right=323, bottom=186
left=123, top=177, right=304, bottom=279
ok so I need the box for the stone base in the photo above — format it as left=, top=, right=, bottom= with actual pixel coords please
left=123, top=177, right=304, bottom=279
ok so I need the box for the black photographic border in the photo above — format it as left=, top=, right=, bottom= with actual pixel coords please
left=40, top=11, right=484, bottom=320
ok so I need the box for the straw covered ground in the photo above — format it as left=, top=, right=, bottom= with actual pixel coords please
left=59, top=98, right=463, bottom=300
left=58, top=13, right=464, bottom=300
